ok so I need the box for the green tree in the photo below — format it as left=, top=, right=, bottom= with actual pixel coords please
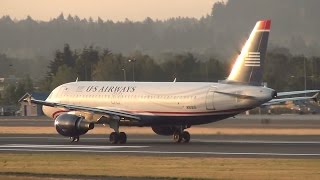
left=62, top=43, right=76, bottom=67
left=2, top=84, right=16, bottom=105
left=0, top=54, right=13, bottom=77
left=1, top=76, right=34, bottom=105
left=50, top=65, right=77, bottom=89
left=161, top=53, right=200, bottom=81
left=92, top=53, right=124, bottom=81
left=75, top=46, right=100, bottom=81
left=22, top=75, right=34, bottom=93
left=48, top=44, right=76, bottom=76
left=127, top=51, right=165, bottom=81
left=202, top=58, right=227, bottom=82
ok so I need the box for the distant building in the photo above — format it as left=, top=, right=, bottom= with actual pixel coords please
left=0, top=105, right=18, bottom=116
left=0, top=75, right=20, bottom=84
left=19, top=92, right=48, bottom=116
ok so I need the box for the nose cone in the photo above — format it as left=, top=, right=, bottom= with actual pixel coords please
left=42, top=106, right=51, bottom=118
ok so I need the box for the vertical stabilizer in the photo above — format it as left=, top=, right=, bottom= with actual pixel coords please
left=227, top=20, right=271, bottom=85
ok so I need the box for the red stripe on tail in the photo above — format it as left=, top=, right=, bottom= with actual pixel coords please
left=257, top=20, right=271, bottom=30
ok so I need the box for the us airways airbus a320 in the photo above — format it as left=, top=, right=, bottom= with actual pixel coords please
left=22, top=20, right=319, bottom=144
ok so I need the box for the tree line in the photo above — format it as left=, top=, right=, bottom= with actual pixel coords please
left=42, top=44, right=320, bottom=92
left=1, top=0, right=320, bottom=62
left=40, top=44, right=227, bottom=91
left=1, top=44, right=320, bottom=105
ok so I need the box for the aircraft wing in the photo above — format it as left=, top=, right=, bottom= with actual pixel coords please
left=262, top=92, right=319, bottom=106
left=20, top=95, right=140, bottom=121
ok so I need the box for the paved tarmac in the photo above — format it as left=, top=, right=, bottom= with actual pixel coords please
left=0, top=115, right=320, bottom=158
left=0, top=134, right=320, bottom=158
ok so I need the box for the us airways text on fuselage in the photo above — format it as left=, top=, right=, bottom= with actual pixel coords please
left=85, top=86, right=136, bottom=93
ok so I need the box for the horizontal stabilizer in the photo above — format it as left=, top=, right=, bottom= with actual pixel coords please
left=277, top=90, right=320, bottom=97
left=262, top=93, right=319, bottom=106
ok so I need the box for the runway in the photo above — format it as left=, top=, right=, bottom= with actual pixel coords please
left=0, top=115, right=320, bottom=158
left=0, top=134, right=320, bottom=158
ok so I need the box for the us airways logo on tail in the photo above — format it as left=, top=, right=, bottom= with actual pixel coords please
left=245, top=52, right=260, bottom=67
left=227, top=20, right=270, bottom=85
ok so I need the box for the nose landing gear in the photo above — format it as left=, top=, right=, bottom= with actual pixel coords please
left=70, top=136, right=80, bottom=142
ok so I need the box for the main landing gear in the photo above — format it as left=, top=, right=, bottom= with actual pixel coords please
left=108, top=116, right=127, bottom=144
left=173, top=131, right=190, bottom=143
left=109, top=132, right=127, bottom=144
left=172, top=125, right=191, bottom=143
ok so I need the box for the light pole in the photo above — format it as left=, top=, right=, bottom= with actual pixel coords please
left=304, top=57, right=307, bottom=93
left=122, top=68, right=126, bottom=81
left=128, top=58, right=136, bottom=81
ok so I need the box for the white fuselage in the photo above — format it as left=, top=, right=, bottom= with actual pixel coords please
left=43, top=81, right=274, bottom=126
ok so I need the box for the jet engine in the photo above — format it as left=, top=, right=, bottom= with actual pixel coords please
left=151, top=126, right=176, bottom=136
left=55, top=113, right=94, bottom=137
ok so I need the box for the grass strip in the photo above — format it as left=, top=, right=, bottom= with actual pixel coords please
left=0, top=172, right=189, bottom=180
left=0, top=153, right=320, bottom=180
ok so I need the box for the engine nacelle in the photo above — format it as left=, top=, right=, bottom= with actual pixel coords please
left=55, top=113, right=94, bottom=137
left=151, top=126, right=176, bottom=136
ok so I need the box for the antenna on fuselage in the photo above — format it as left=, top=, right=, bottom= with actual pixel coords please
left=173, top=78, right=177, bottom=83
left=75, top=77, right=78, bottom=82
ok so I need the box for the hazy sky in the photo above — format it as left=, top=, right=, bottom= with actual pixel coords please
left=0, top=0, right=220, bottom=21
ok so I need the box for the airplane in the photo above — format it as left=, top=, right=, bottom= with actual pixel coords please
left=21, top=20, right=319, bottom=144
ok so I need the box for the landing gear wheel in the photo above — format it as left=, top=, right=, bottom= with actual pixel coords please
left=70, top=136, right=80, bottom=142
left=74, top=136, right=80, bottom=142
left=181, top=131, right=190, bottom=143
left=109, top=132, right=118, bottom=144
left=173, top=131, right=182, bottom=143
left=118, top=132, right=127, bottom=144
